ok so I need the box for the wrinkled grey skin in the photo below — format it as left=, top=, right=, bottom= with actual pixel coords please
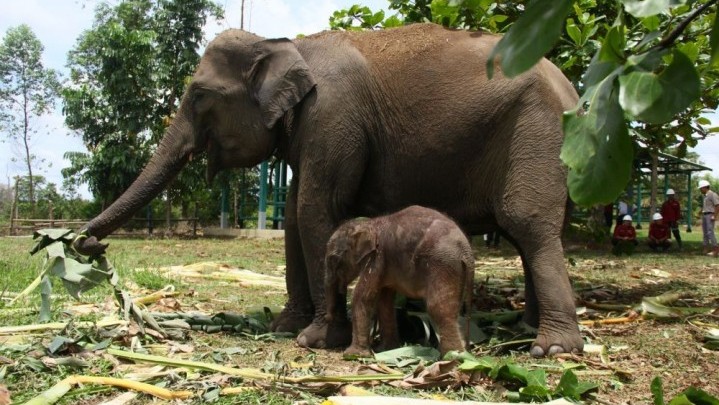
left=325, top=206, right=474, bottom=357
left=73, top=23, right=583, bottom=357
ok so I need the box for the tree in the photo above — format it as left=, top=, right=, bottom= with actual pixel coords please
left=62, top=0, right=223, bottom=215
left=329, top=0, right=719, bottom=207
left=0, top=25, right=61, bottom=216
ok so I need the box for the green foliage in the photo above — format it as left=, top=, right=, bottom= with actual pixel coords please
left=651, top=376, right=719, bottom=404
left=62, top=0, right=223, bottom=207
left=329, top=0, right=719, bottom=206
left=448, top=351, right=599, bottom=401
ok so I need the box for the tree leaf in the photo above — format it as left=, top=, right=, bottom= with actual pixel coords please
left=487, top=0, right=573, bottom=78
left=622, top=0, right=687, bottom=18
left=562, top=73, right=634, bottom=206
left=566, top=19, right=583, bottom=46
left=619, top=49, right=700, bottom=124
left=710, top=12, right=719, bottom=66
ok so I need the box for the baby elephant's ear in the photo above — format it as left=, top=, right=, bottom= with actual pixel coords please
left=351, top=228, right=377, bottom=265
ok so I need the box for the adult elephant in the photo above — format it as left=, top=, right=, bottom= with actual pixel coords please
left=74, top=23, right=583, bottom=357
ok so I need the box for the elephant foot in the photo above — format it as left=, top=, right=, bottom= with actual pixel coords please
left=343, top=345, right=373, bottom=360
left=296, top=318, right=352, bottom=349
left=269, top=306, right=313, bottom=333
left=529, top=326, right=584, bottom=358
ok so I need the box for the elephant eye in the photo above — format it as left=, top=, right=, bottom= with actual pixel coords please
left=192, top=90, right=212, bottom=112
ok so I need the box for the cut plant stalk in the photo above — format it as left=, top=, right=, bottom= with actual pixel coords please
left=132, top=286, right=179, bottom=306
left=108, top=348, right=405, bottom=384
left=579, top=316, right=641, bottom=326
left=22, top=375, right=192, bottom=404
left=0, top=319, right=127, bottom=334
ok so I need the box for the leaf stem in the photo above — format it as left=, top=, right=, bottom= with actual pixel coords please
left=651, top=0, right=719, bottom=52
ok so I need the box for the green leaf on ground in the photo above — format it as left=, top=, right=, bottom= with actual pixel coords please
left=652, top=377, right=665, bottom=405
left=373, top=346, right=441, bottom=366
left=554, top=370, right=599, bottom=400
left=669, top=387, right=719, bottom=405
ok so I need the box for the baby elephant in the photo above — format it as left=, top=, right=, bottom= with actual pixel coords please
left=324, top=205, right=474, bottom=357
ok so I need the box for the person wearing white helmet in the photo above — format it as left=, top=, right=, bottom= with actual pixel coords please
left=699, top=180, right=719, bottom=257
left=660, top=188, right=682, bottom=249
left=612, top=214, right=638, bottom=255
left=648, top=212, right=671, bottom=252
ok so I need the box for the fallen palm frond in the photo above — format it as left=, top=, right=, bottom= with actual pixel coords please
left=107, top=348, right=404, bottom=384
left=0, top=319, right=127, bottom=335
left=142, top=262, right=286, bottom=290
left=22, top=375, right=192, bottom=404
left=8, top=229, right=167, bottom=338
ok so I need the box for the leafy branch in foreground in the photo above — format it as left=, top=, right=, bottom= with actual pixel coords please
left=488, top=0, right=718, bottom=205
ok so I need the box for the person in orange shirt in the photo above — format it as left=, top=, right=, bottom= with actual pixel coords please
left=612, top=215, right=638, bottom=255
left=648, top=213, right=671, bottom=252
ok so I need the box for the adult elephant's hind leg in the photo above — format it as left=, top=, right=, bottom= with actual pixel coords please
left=271, top=179, right=314, bottom=333
left=516, top=234, right=582, bottom=357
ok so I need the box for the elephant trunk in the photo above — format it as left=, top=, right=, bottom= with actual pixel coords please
left=75, top=105, right=198, bottom=256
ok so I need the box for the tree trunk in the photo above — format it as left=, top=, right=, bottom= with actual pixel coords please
left=9, top=177, right=19, bottom=236
left=650, top=150, right=658, bottom=216
left=22, top=91, right=35, bottom=217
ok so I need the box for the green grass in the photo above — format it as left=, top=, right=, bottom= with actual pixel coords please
left=0, top=233, right=718, bottom=404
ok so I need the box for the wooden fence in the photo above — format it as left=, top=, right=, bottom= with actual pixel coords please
left=8, top=217, right=200, bottom=237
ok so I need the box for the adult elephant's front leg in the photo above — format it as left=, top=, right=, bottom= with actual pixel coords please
left=271, top=178, right=314, bottom=333
left=295, top=202, right=352, bottom=349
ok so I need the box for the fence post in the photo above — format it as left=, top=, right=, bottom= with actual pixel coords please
left=258, top=161, right=268, bottom=230
left=49, top=201, right=54, bottom=228
left=193, top=202, right=198, bottom=237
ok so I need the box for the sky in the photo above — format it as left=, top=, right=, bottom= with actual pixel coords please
left=1, top=0, right=718, bottom=199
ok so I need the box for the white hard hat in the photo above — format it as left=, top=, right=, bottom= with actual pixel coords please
left=623, top=215, right=632, bottom=221
left=652, top=213, right=663, bottom=221
left=666, top=189, right=675, bottom=195
left=698, top=180, right=711, bottom=189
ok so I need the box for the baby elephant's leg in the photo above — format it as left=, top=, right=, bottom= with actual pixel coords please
left=376, top=288, right=400, bottom=352
left=344, top=275, right=380, bottom=358
left=425, top=264, right=465, bottom=355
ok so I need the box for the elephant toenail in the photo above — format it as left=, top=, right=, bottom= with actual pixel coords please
left=530, top=345, right=546, bottom=358
left=547, top=345, right=564, bottom=356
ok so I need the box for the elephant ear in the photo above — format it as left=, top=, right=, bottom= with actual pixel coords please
left=351, top=227, right=378, bottom=269
left=251, top=38, right=316, bottom=129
